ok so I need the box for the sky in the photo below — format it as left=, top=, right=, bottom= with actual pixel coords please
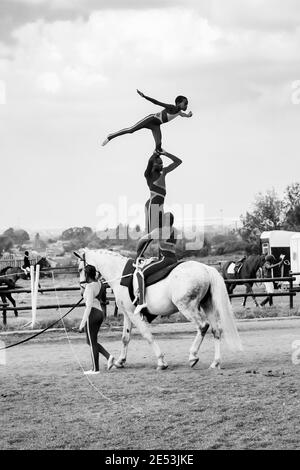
left=0, top=0, right=300, bottom=232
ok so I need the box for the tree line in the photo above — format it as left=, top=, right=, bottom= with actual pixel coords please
left=2, top=182, right=300, bottom=258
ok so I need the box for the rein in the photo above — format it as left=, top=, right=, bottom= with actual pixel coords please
left=0, top=297, right=83, bottom=351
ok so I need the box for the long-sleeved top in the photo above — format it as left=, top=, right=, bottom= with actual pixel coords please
left=83, top=282, right=102, bottom=310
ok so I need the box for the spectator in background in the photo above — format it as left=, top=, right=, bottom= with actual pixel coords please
left=260, top=254, right=284, bottom=307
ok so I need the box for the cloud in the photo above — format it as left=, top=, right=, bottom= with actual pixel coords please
left=209, top=0, right=300, bottom=31
left=0, top=0, right=195, bottom=44
left=0, top=10, right=223, bottom=98
left=2, top=0, right=300, bottom=47
left=2, top=6, right=300, bottom=105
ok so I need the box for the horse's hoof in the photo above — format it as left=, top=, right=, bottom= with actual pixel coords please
left=209, top=362, right=221, bottom=370
left=156, top=364, right=168, bottom=370
left=114, top=361, right=125, bottom=369
left=189, top=357, right=199, bottom=368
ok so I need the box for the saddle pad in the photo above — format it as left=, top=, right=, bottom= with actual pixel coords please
left=120, top=258, right=183, bottom=324
left=120, top=258, right=183, bottom=287
left=227, top=262, right=236, bottom=275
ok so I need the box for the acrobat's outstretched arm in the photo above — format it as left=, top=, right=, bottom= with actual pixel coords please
left=161, top=151, right=182, bottom=174
left=137, top=89, right=173, bottom=110
left=180, top=111, right=193, bottom=118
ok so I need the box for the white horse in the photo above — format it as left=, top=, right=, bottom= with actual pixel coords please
left=75, top=249, right=242, bottom=370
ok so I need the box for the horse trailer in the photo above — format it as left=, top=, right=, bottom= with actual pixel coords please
left=260, top=230, right=298, bottom=277
left=290, top=234, right=300, bottom=285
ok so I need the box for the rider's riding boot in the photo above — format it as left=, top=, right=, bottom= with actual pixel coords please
left=134, top=271, right=147, bottom=315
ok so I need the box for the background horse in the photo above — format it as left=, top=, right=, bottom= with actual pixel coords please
left=21, top=257, right=52, bottom=279
left=221, top=254, right=266, bottom=307
left=0, top=266, right=23, bottom=325
left=75, top=249, right=242, bottom=370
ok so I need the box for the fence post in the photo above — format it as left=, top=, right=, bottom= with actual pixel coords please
left=289, top=274, right=294, bottom=309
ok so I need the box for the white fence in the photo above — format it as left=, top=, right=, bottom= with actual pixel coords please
left=0, top=255, right=38, bottom=270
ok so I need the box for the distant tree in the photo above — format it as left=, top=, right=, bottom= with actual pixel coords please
left=283, top=183, right=300, bottom=230
left=0, top=236, right=14, bottom=254
left=240, top=189, right=285, bottom=252
left=283, top=182, right=300, bottom=211
left=61, top=227, right=93, bottom=241
left=3, top=228, right=30, bottom=245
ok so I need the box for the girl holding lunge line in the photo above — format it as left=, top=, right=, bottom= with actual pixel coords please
left=79, top=264, right=115, bottom=375
left=102, top=90, right=192, bottom=152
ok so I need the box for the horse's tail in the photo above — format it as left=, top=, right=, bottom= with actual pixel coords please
left=208, top=266, right=243, bottom=352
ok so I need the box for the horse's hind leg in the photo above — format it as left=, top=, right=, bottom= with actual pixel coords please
left=189, top=321, right=210, bottom=368
left=201, top=298, right=222, bottom=369
left=177, top=302, right=210, bottom=368
left=115, top=314, right=133, bottom=368
left=246, top=284, right=259, bottom=308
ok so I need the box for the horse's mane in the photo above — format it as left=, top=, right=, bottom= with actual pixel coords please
left=87, top=248, right=127, bottom=260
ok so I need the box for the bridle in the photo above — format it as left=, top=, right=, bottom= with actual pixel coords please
left=77, top=252, right=104, bottom=288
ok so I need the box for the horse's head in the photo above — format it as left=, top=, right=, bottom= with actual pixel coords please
left=74, top=250, right=89, bottom=296
left=38, top=257, right=51, bottom=269
left=74, top=248, right=126, bottom=291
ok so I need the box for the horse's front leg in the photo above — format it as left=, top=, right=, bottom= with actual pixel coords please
left=242, top=286, right=247, bottom=307
left=7, top=294, right=18, bottom=318
left=209, top=327, right=221, bottom=369
left=115, top=314, right=132, bottom=368
left=129, top=310, right=168, bottom=370
left=247, top=283, right=259, bottom=308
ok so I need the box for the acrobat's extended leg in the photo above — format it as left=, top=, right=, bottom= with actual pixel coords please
left=102, top=115, right=161, bottom=145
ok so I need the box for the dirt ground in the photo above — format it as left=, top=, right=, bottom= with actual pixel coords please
left=1, top=318, right=300, bottom=450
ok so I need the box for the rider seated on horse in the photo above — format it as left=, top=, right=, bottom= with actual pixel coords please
left=22, top=250, right=31, bottom=278
left=134, top=212, right=177, bottom=315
